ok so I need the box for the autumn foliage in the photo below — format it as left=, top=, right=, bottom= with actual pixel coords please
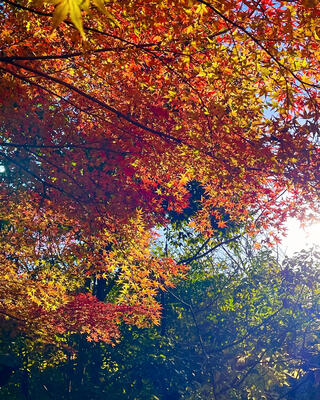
left=0, top=0, right=319, bottom=344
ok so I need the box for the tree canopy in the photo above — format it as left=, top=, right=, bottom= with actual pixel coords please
left=0, top=0, right=319, bottom=348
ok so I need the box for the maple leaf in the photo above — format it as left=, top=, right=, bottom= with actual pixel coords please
left=46, top=0, right=119, bottom=38
left=217, top=220, right=227, bottom=229
left=49, top=0, right=86, bottom=38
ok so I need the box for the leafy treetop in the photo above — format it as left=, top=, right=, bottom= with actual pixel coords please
left=0, top=0, right=319, bottom=343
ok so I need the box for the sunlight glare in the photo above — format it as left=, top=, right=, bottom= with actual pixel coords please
left=282, top=218, right=320, bottom=255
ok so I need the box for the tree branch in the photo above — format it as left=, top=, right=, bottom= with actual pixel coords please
left=178, top=234, right=241, bottom=264
left=3, top=60, right=182, bottom=145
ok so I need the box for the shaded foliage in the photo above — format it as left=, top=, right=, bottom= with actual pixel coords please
left=2, top=243, right=320, bottom=400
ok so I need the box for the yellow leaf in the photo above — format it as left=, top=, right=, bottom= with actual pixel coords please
left=92, top=0, right=105, bottom=13
left=69, top=0, right=85, bottom=39
left=48, top=0, right=85, bottom=39
left=92, top=0, right=120, bottom=27
left=82, top=0, right=90, bottom=11
left=52, top=0, right=69, bottom=29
